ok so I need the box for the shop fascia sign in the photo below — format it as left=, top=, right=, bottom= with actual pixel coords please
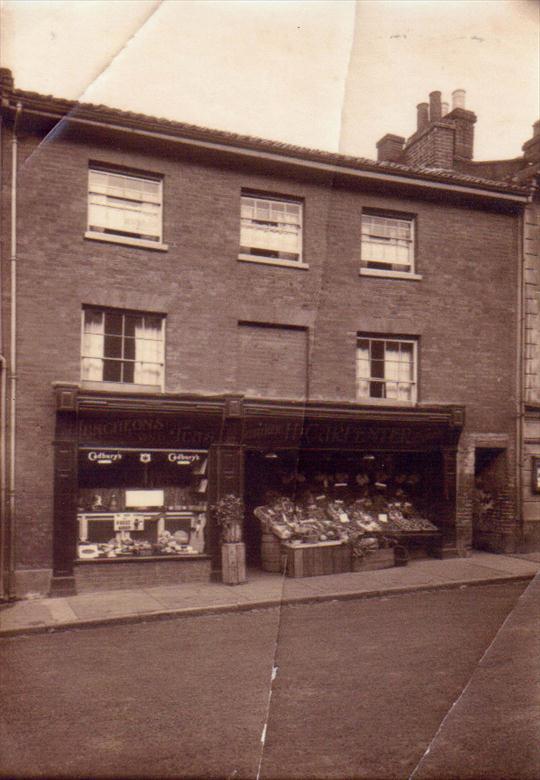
left=244, top=420, right=445, bottom=449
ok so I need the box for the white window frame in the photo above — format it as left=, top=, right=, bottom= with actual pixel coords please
left=85, top=168, right=168, bottom=251
left=81, top=307, right=165, bottom=391
left=360, top=212, right=420, bottom=279
left=356, top=335, right=418, bottom=403
left=239, top=193, right=307, bottom=269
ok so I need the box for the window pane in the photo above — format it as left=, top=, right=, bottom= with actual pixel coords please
left=122, top=361, right=134, bottom=384
left=371, top=340, right=384, bottom=360
left=123, top=337, right=136, bottom=360
left=143, top=316, right=163, bottom=334
left=135, top=362, right=163, bottom=385
left=81, top=357, right=103, bottom=381
left=104, top=312, right=123, bottom=336
left=370, top=381, right=384, bottom=398
left=103, top=359, right=122, bottom=382
left=356, top=378, right=369, bottom=398
left=385, top=381, right=399, bottom=399
left=371, top=358, right=385, bottom=379
left=124, top=315, right=144, bottom=338
left=104, top=334, right=122, bottom=359
left=84, top=309, right=103, bottom=331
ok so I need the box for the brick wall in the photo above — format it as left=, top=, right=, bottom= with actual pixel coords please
left=238, top=323, right=308, bottom=399
left=75, top=557, right=211, bottom=593
left=403, top=123, right=455, bottom=169
left=2, top=122, right=521, bottom=579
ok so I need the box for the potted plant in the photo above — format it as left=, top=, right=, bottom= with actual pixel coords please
left=211, top=494, right=246, bottom=584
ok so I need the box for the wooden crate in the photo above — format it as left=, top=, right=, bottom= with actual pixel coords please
left=352, top=548, right=395, bottom=572
left=283, top=541, right=351, bottom=578
left=221, top=542, right=247, bottom=585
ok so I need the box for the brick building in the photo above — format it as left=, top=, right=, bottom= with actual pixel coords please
left=465, top=119, right=540, bottom=552
left=0, top=72, right=532, bottom=598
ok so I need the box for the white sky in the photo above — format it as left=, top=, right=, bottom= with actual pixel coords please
left=1, top=0, right=539, bottom=161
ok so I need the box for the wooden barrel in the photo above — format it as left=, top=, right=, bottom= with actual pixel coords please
left=261, top=532, right=282, bottom=572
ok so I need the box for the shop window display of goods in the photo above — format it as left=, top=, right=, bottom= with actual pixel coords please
left=76, top=450, right=208, bottom=560
left=254, top=470, right=439, bottom=566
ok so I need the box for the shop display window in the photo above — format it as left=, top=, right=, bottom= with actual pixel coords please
left=244, top=449, right=442, bottom=563
left=77, top=448, right=208, bottom=560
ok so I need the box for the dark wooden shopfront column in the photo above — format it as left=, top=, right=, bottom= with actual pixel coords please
left=51, top=391, right=79, bottom=595
left=437, top=445, right=462, bottom=557
left=207, top=397, right=244, bottom=570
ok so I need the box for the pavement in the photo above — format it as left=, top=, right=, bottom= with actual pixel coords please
left=412, top=565, right=540, bottom=780
left=1, top=550, right=539, bottom=638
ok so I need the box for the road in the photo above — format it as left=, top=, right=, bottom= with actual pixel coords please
left=0, top=581, right=527, bottom=779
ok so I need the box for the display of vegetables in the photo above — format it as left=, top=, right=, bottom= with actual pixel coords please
left=254, top=486, right=438, bottom=556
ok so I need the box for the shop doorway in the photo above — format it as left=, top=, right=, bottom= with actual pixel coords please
left=473, top=447, right=507, bottom=550
left=244, top=448, right=443, bottom=566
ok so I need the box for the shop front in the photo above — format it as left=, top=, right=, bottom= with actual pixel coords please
left=241, top=401, right=466, bottom=571
left=51, top=387, right=466, bottom=593
left=51, top=387, right=244, bottom=594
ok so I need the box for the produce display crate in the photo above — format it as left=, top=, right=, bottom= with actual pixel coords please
left=352, top=548, right=395, bottom=572
left=282, top=541, right=351, bottom=578
left=394, top=531, right=442, bottom=558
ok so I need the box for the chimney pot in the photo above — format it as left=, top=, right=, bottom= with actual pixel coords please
left=533, top=120, right=540, bottom=138
left=417, top=102, right=429, bottom=131
left=452, top=89, right=466, bottom=110
left=429, top=91, right=442, bottom=122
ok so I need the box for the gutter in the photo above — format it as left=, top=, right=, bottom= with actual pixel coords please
left=8, top=104, right=530, bottom=206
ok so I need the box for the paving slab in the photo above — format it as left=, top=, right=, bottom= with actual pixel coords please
left=67, top=590, right=163, bottom=620
left=412, top=572, right=540, bottom=779
left=465, top=553, right=540, bottom=575
left=0, top=601, right=53, bottom=631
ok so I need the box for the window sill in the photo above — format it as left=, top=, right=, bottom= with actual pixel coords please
left=85, top=231, right=169, bottom=252
left=359, top=268, right=422, bottom=281
left=355, top=398, right=417, bottom=407
left=81, top=380, right=164, bottom=393
left=238, top=254, right=309, bottom=270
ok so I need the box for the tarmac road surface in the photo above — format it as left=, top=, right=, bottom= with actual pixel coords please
left=0, top=581, right=528, bottom=779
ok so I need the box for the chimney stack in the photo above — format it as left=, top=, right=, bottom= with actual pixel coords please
left=376, top=134, right=405, bottom=163
left=0, top=67, right=14, bottom=93
left=376, top=88, right=477, bottom=169
left=417, top=103, right=429, bottom=131
left=429, top=91, right=442, bottom=122
left=522, top=120, right=540, bottom=164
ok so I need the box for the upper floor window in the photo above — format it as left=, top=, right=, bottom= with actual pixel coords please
left=356, top=335, right=417, bottom=402
left=361, top=212, right=415, bottom=275
left=240, top=194, right=303, bottom=266
left=81, top=308, right=165, bottom=388
left=87, top=168, right=164, bottom=248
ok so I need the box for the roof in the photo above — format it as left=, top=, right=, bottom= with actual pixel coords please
left=1, top=82, right=530, bottom=198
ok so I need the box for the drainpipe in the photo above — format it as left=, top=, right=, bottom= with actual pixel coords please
left=7, top=102, right=21, bottom=596
left=0, top=109, right=4, bottom=599
left=0, top=355, right=6, bottom=600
